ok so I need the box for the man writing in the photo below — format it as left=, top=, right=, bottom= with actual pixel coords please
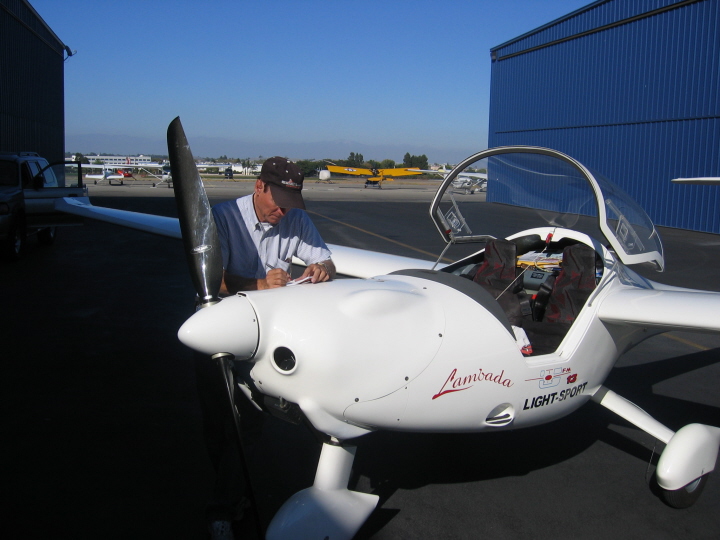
left=212, top=156, right=335, bottom=293
left=199, top=157, right=335, bottom=539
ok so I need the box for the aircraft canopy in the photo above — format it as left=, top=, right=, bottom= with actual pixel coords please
left=430, top=147, right=664, bottom=270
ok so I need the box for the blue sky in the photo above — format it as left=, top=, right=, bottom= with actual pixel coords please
left=31, top=0, right=591, bottom=164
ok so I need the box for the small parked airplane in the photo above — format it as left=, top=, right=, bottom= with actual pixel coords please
left=81, top=164, right=125, bottom=185
left=325, top=163, right=421, bottom=188
left=80, top=162, right=171, bottom=187
left=54, top=118, right=720, bottom=540
left=411, top=166, right=488, bottom=194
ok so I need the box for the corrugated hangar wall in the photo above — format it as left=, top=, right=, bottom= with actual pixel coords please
left=1, top=0, right=66, bottom=163
left=488, top=0, right=719, bottom=234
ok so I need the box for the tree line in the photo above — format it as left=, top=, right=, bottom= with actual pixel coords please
left=340, top=151, right=429, bottom=171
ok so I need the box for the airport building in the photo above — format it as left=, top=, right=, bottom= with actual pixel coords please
left=1, top=0, right=68, bottom=163
left=78, top=155, right=154, bottom=167
left=488, top=0, right=719, bottom=234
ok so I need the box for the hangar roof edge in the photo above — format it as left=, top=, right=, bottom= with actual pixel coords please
left=489, top=0, right=700, bottom=60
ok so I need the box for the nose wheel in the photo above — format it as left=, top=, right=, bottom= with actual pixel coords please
left=660, top=474, right=709, bottom=509
left=266, top=440, right=379, bottom=540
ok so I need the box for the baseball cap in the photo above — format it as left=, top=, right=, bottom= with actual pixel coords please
left=260, top=157, right=305, bottom=210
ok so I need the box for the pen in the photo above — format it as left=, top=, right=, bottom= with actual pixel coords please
left=266, top=258, right=292, bottom=273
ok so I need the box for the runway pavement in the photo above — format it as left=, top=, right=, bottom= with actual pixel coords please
left=3, top=180, right=719, bottom=539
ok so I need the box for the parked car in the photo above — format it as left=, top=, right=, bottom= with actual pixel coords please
left=0, top=152, right=86, bottom=260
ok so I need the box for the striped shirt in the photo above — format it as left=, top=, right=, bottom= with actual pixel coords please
left=212, top=194, right=332, bottom=279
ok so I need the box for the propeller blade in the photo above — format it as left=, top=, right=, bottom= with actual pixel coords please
left=167, top=116, right=223, bottom=305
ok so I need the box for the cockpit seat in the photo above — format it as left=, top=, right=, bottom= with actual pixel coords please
left=544, top=243, right=597, bottom=323
left=472, top=239, right=528, bottom=327
left=524, top=243, right=597, bottom=355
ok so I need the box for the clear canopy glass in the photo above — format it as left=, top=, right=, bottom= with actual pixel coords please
left=430, top=147, right=664, bottom=270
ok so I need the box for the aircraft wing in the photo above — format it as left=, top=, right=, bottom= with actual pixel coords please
left=55, top=197, right=181, bottom=239
left=378, top=168, right=423, bottom=177
left=74, top=163, right=104, bottom=169
left=326, top=165, right=421, bottom=178
left=72, top=163, right=164, bottom=169
left=409, top=169, right=487, bottom=179
left=598, top=288, right=720, bottom=333
left=326, top=165, right=374, bottom=176
left=409, top=169, right=448, bottom=175
left=56, top=197, right=438, bottom=278
left=313, top=244, right=441, bottom=279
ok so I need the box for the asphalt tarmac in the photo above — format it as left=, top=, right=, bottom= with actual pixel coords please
left=4, top=179, right=719, bottom=539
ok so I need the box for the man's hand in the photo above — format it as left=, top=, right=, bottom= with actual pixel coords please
left=300, top=260, right=336, bottom=283
left=259, top=268, right=290, bottom=289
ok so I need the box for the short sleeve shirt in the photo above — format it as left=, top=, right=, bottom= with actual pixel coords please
left=212, top=194, right=332, bottom=279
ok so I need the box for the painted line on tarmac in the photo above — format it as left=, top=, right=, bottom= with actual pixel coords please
left=308, top=210, right=444, bottom=261
left=662, top=333, right=711, bottom=351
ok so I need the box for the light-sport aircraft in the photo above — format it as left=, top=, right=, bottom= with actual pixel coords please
left=54, top=118, right=720, bottom=540
left=325, top=163, right=421, bottom=188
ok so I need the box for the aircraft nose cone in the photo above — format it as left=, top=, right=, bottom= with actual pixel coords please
left=178, top=295, right=259, bottom=359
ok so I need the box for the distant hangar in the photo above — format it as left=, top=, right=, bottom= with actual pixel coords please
left=488, top=0, right=719, bottom=234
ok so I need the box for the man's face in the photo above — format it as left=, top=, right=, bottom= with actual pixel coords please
left=253, top=179, right=288, bottom=224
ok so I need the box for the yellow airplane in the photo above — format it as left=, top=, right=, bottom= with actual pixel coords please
left=325, top=164, right=421, bottom=188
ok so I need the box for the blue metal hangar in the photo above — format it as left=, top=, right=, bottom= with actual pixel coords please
left=488, top=0, right=719, bottom=234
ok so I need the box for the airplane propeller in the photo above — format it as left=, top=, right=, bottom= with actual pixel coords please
left=167, top=116, right=223, bottom=306
left=167, top=117, right=265, bottom=536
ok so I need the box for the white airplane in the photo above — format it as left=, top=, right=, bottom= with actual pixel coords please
left=80, top=163, right=125, bottom=185
left=411, top=167, right=488, bottom=194
left=78, top=162, right=171, bottom=187
left=55, top=118, right=720, bottom=540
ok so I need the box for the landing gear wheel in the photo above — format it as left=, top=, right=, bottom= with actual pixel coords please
left=660, top=474, right=708, bottom=509
left=4, top=217, right=26, bottom=260
left=38, top=226, right=57, bottom=245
